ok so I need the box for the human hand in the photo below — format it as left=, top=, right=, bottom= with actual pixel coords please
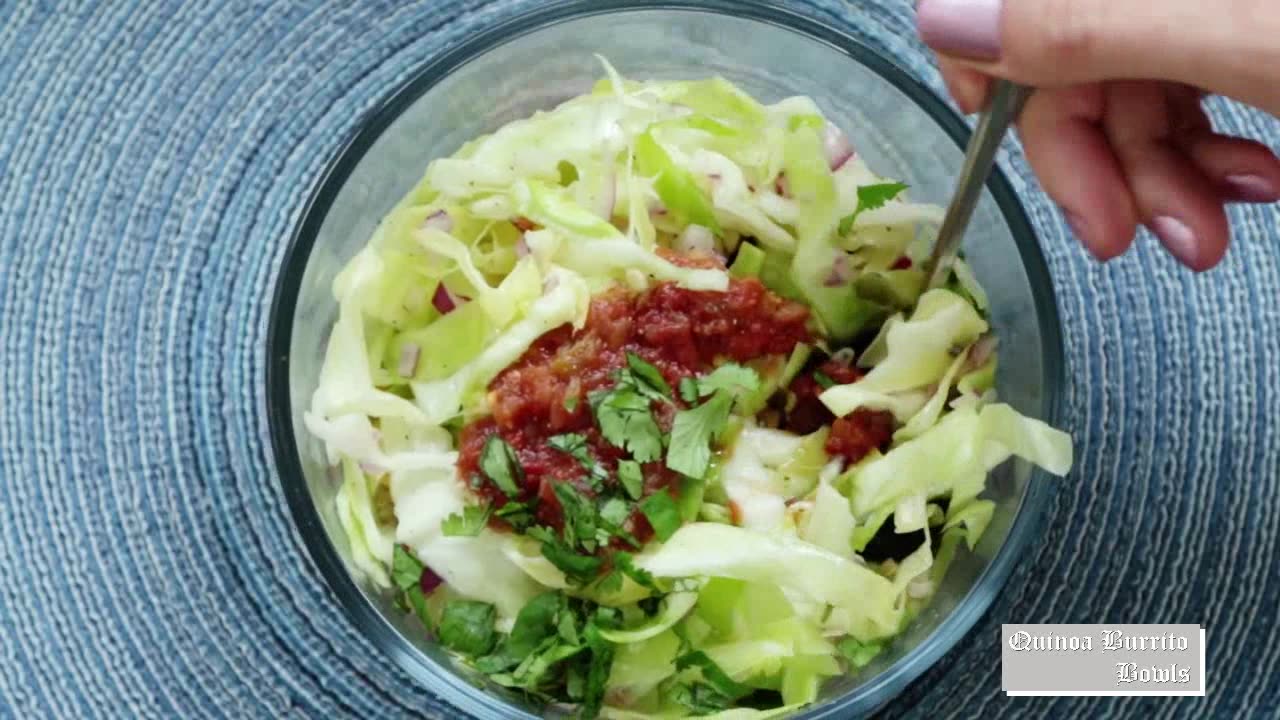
left=916, top=0, right=1280, bottom=270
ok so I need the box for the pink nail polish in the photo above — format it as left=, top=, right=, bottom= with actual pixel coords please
left=1150, top=216, right=1202, bottom=270
left=917, top=0, right=1004, bottom=61
left=1224, top=174, right=1278, bottom=203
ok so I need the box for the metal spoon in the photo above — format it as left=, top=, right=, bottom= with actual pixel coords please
left=922, top=80, right=1034, bottom=290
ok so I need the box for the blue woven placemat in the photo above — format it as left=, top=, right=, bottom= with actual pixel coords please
left=2, top=1, right=1278, bottom=718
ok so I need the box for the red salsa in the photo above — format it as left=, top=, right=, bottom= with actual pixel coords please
left=457, top=256, right=813, bottom=537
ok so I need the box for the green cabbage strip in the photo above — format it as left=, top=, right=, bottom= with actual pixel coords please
left=820, top=288, right=988, bottom=416
left=410, top=267, right=591, bottom=424
left=640, top=523, right=902, bottom=641
left=847, top=402, right=1073, bottom=519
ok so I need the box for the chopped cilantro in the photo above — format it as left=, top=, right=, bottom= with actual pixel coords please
left=838, top=181, right=909, bottom=235
left=696, top=363, right=761, bottom=398
left=617, top=459, right=644, bottom=500
left=639, top=489, right=683, bottom=541
left=392, top=545, right=424, bottom=591
left=625, top=351, right=672, bottom=400
left=678, top=376, right=700, bottom=404
left=404, top=584, right=433, bottom=631
left=599, top=497, right=631, bottom=529
left=670, top=682, right=734, bottom=714
left=441, top=503, right=492, bottom=537
left=438, top=600, right=498, bottom=656
left=581, top=621, right=616, bottom=718
left=494, top=499, right=536, bottom=531
left=666, top=390, right=734, bottom=479
left=614, top=551, right=658, bottom=590
left=676, top=650, right=750, bottom=700
left=813, top=370, right=836, bottom=389
left=528, top=526, right=603, bottom=583
left=552, top=483, right=599, bottom=552
left=597, top=497, right=640, bottom=548
left=591, top=386, right=664, bottom=463
left=563, top=395, right=579, bottom=412
left=548, top=433, right=608, bottom=488
left=480, top=435, right=523, bottom=497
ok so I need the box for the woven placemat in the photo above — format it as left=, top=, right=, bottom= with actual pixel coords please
left=2, top=1, right=1277, bottom=717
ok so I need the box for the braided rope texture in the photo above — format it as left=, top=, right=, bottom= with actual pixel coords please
left=1, top=0, right=1277, bottom=718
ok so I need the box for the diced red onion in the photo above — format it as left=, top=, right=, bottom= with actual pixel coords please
left=965, top=334, right=999, bottom=372
left=432, top=283, right=461, bottom=314
left=823, top=253, right=852, bottom=287
left=676, top=224, right=716, bottom=254
left=422, top=210, right=453, bottom=233
left=824, top=122, right=855, bottom=170
left=419, top=565, right=444, bottom=594
left=515, top=234, right=530, bottom=258
left=595, top=169, right=616, bottom=220
left=891, top=255, right=913, bottom=270
left=397, top=342, right=421, bottom=378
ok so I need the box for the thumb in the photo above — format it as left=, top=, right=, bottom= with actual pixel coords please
left=916, top=0, right=1280, bottom=113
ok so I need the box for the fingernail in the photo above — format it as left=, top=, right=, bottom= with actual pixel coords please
left=917, top=0, right=1004, bottom=61
left=1150, top=216, right=1202, bottom=270
left=1223, top=174, right=1278, bottom=203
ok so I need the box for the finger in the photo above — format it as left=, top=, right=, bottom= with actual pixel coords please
left=938, top=57, right=990, bottom=114
left=915, top=0, right=1280, bottom=114
left=1017, top=85, right=1138, bottom=261
left=1179, top=132, right=1280, bottom=204
left=1103, top=82, right=1231, bottom=271
left=1166, top=83, right=1213, bottom=136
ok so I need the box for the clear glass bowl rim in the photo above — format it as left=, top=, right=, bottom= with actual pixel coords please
left=265, top=1, right=1065, bottom=717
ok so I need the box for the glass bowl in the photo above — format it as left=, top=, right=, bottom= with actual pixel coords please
left=266, top=1, right=1064, bottom=717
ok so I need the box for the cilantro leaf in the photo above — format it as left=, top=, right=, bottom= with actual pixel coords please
left=813, top=370, right=836, bottom=389
left=666, top=390, right=734, bottom=479
left=678, top=376, right=700, bottom=404
left=494, top=499, right=536, bottom=531
left=617, top=459, right=644, bottom=500
left=675, top=650, right=750, bottom=700
left=625, top=352, right=672, bottom=400
left=563, top=395, right=579, bottom=412
left=581, top=621, right=616, bottom=718
left=640, top=489, right=683, bottom=542
left=599, top=498, right=631, bottom=529
left=670, top=683, right=734, bottom=714
left=597, top=497, right=640, bottom=548
left=614, top=551, right=658, bottom=590
left=506, top=592, right=563, bottom=659
left=591, top=387, right=664, bottom=463
left=480, top=435, right=523, bottom=497
left=548, top=433, right=608, bottom=488
left=696, top=363, right=761, bottom=398
left=404, top=584, right=433, bottom=631
left=441, top=503, right=492, bottom=537
left=838, top=181, right=909, bottom=235
left=552, top=483, right=599, bottom=552
left=392, top=545, right=424, bottom=591
left=438, top=600, right=498, bottom=656
left=528, top=526, right=603, bottom=583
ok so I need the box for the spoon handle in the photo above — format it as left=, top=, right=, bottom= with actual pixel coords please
left=923, top=80, right=1033, bottom=290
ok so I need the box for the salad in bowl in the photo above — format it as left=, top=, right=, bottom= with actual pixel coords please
left=302, top=60, right=1073, bottom=719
